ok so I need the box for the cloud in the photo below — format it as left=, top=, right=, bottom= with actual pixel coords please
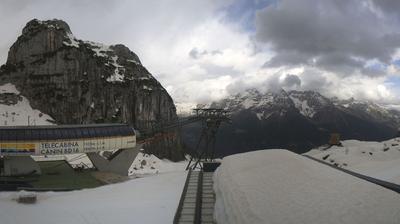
left=1, top=0, right=400, bottom=107
left=143, top=16, right=270, bottom=103
left=282, top=74, right=301, bottom=88
left=297, top=68, right=331, bottom=93
left=315, top=53, right=364, bottom=75
left=0, top=0, right=250, bottom=105
left=255, top=0, right=400, bottom=76
left=372, top=0, right=400, bottom=16
left=0, top=0, right=233, bottom=64
left=226, top=70, right=302, bottom=94
left=188, top=48, right=222, bottom=59
left=189, top=48, right=205, bottom=59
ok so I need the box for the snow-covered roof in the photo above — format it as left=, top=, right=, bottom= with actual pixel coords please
left=214, top=149, right=400, bottom=224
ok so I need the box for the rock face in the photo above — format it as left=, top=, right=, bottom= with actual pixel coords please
left=182, top=89, right=399, bottom=156
left=0, top=19, right=183, bottom=160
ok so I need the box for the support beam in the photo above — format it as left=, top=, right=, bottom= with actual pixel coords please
left=87, top=144, right=142, bottom=176
left=2, top=156, right=41, bottom=176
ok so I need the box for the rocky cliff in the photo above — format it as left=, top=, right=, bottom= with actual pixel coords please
left=0, top=19, right=183, bottom=160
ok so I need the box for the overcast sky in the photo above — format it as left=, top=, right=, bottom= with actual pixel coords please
left=1, top=0, right=400, bottom=106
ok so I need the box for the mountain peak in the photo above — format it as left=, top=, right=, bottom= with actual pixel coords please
left=8, top=19, right=74, bottom=65
left=211, top=88, right=400, bottom=123
left=6, top=18, right=143, bottom=81
left=22, top=19, right=72, bottom=35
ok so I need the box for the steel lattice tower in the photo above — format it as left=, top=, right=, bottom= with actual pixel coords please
left=185, top=108, right=230, bottom=170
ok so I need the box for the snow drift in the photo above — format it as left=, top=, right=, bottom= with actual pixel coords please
left=213, top=149, right=400, bottom=224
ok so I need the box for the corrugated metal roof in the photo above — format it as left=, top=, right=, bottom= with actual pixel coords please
left=0, top=124, right=135, bottom=141
left=0, top=123, right=129, bottom=130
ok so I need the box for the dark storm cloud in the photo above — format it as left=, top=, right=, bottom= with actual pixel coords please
left=315, top=53, right=364, bottom=75
left=263, top=51, right=311, bottom=67
left=255, top=0, right=400, bottom=76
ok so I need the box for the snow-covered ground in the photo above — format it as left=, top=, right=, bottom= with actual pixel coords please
left=0, top=171, right=187, bottom=224
left=128, top=152, right=188, bottom=176
left=34, top=151, right=188, bottom=176
left=213, top=149, right=400, bottom=224
left=2, top=151, right=188, bottom=224
left=0, top=83, right=54, bottom=126
left=305, top=138, right=400, bottom=184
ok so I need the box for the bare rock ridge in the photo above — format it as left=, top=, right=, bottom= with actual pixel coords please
left=0, top=19, right=183, bottom=160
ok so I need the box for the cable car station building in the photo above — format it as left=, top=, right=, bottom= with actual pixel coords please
left=0, top=124, right=139, bottom=176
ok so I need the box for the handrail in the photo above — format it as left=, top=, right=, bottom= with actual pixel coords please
left=194, top=171, right=203, bottom=224
left=304, top=155, right=400, bottom=194
left=173, top=169, right=192, bottom=224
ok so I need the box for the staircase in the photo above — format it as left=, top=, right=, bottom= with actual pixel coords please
left=173, top=170, right=216, bottom=224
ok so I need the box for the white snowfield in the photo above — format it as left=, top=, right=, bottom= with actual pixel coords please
left=0, top=171, right=186, bottom=224
left=213, top=149, right=400, bottom=224
left=305, top=138, right=400, bottom=184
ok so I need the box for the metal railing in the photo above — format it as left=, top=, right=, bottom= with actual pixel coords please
left=173, top=169, right=192, bottom=224
left=304, top=155, right=400, bottom=194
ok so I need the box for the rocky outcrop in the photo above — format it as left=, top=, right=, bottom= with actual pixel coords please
left=0, top=19, right=183, bottom=160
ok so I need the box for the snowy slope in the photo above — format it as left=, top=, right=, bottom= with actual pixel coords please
left=289, top=94, right=316, bottom=117
left=288, top=90, right=330, bottom=118
left=214, top=149, right=400, bottom=224
left=305, top=138, right=400, bottom=184
left=0, top=171, right=186, bottom=224
left=0, top=83, right=54, bottom=126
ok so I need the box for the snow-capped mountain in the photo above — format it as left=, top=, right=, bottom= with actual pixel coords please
left=210, top=89, right=296, bottom=120
left=182, top=89, right=399, bottom=156
left=332, top=97, right=400, bottom=126
left=210, top=88, right=400, bottom=125
left=211, top=88, right=334, bottom=120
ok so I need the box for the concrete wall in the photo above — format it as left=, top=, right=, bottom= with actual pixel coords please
left=3, top=156, right=41, bottom=176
